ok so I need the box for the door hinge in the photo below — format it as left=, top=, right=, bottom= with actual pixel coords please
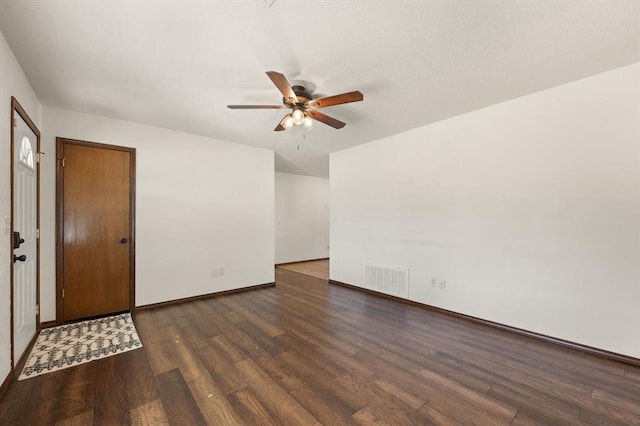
left=36, top=228, right=40, bottom=239
left=36, top=152, right=43, bottom=163
left=36, top=305, right=39, bottom=315
left=58, top=157, right=65, bottom=167
left=62, top=288, right=65, bottom=298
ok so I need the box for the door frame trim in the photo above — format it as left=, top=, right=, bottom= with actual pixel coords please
left=55, top=137, right=136, bottom=324
left=9, top=97, right=41, bottom=370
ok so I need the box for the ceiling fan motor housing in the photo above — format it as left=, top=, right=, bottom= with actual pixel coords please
left=287, top=85, right=313, bottom=105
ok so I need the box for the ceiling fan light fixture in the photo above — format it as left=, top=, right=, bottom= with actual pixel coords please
left=303, top=117, right=313, bottom=128
left=283, top=115, right=294, bottom=129
left=291, top=108, right=305, bottom=125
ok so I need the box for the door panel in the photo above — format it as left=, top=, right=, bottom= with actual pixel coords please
left=12, top=108, right=38, bottom=363
left=60, top=141, right=134, bottom=321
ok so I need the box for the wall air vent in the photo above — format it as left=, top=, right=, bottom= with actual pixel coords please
left=364, top=262, right=409, bottom=298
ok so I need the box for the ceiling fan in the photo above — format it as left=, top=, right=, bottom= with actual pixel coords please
left=227, top=71, right=363, bottom=131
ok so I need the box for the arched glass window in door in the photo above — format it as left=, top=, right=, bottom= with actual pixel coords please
left=19, top=135, right=34, bottom=169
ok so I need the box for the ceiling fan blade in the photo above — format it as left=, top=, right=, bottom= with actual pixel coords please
left=274, top=114, right=290, bottom=131
left=227, top=105, right=286, bottom=109
left=307, top=91, right=363, bottom=109
left=266, top=71, right=299, bottom=104
left=307, top=110, right=346, bottom=129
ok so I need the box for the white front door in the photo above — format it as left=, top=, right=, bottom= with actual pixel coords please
left=13, top=110, right=38, bottom=363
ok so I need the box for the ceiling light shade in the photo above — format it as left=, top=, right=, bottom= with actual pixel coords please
left=303, top=117, right=313, bottom=128
left=284, top=116, right=294, bottom=129
left=292, top=109, right=305, bottom=125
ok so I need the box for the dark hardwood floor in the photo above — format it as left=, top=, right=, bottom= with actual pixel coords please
left=1, top=266, right=639, bottom=425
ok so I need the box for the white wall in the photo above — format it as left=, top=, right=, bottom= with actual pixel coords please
left=0, top=31, right=41, bottom=385
left=40, top=107, right=275, bottom=319
left=331, top=63, right=640, bottom=358
left=275, top=172, right=329, bottom=264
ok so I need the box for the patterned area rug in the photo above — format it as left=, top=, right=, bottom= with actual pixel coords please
left=19, top=313, right=142, bottom=380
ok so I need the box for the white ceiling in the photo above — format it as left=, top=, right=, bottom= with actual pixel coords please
left=1, top=1, right=638, bottom=177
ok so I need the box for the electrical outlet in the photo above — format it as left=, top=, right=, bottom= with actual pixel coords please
left=3, top=218, right=10, bottom=235
left=431, top=278, right=437, bottom=288
left=439, top=279, right=447, bottom=289
left=211, top=267, right=225, bottom=277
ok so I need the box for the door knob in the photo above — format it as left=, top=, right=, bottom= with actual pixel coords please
left=120, top=238, right=128, bottom=244
left=13, top=254, right=26, bottom=263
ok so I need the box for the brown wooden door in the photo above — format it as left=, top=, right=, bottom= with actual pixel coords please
left=57, top=139, right=135, bottom=322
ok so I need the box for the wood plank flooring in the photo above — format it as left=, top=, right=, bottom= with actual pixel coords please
left=277, top=259, right=329, bottom=280
left=1, top=265, right=639, bottom=425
